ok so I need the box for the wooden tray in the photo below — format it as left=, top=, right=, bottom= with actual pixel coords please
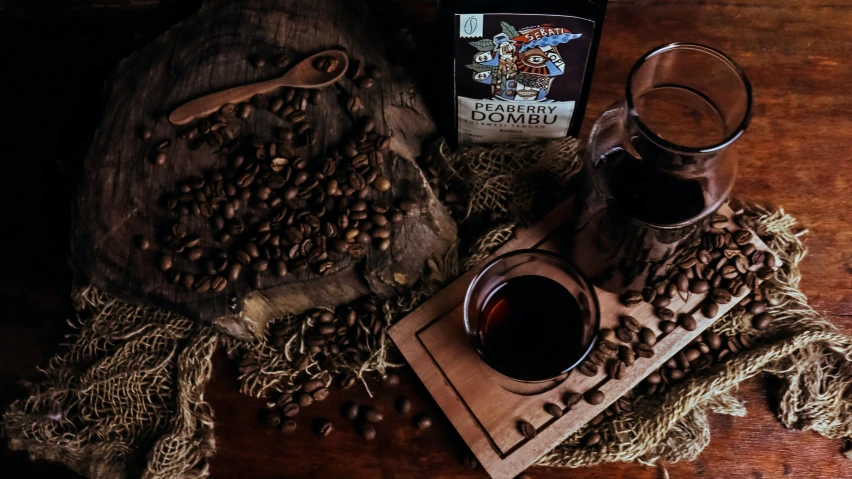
left=389, top=201, right=776, bottom=479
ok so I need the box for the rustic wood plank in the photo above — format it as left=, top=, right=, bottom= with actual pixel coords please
left=70, top=0, right=456, bottom=340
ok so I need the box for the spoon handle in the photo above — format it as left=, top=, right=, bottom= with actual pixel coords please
left=169, top=77, right=287, bottom=125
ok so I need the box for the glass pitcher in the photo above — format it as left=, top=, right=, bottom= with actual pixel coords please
left=570, top=43, right=753, bottom=293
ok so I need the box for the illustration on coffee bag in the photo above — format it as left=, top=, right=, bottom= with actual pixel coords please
left=465, top=21, right=582, bottom=102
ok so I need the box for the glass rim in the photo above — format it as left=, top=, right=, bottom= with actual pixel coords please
left=462, top=249, right=601, bottom=383
left=625, top=42, right=753, bottom=155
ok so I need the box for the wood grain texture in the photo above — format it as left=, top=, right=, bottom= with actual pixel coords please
left=3, top=0, right=852, bottom=478
left=70, top=0, right=456, bottom=339
left=391, top=204, right=774, bottom=479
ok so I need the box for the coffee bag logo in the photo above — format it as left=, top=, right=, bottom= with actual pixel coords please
left=465, top=21, right=582, bottom=102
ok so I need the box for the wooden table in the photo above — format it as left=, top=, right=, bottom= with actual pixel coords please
left=2, top=1, right=851, bottom=478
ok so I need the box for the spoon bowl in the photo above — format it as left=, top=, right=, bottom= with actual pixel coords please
left=169, top=49, right=349, bottom=125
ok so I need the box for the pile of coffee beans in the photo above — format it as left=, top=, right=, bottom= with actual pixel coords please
left=619, top=212, right=776, bottom=326
left=268, top=297, right=385, bottom=371
left=136, top=54, right=420, bottom=295
left=572, top=209, right=778, bottom=438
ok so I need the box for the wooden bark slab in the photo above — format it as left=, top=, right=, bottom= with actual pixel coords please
left=71, top=0, right=456, bottom=340
left=389, top=202, right=777, bottom=479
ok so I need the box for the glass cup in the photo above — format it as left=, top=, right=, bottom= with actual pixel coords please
left=570, top=43, right=753, bottom=293
left=464, top=250, right=600, bottom=394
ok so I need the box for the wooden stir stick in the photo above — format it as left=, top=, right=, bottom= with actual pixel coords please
left=169, top=50, right=349, bottom=125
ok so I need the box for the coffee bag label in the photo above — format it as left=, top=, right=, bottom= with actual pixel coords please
left=454, top=14, right=595, bottom=143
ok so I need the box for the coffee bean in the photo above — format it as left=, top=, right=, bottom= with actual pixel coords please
left=752, top=312, right=773, bottom=329
left=238, top=103, right=253, bottom=119
left=635, top=343, right=655, bottom=358
left=360, top=422, right=377, bottom=440
left=757, top=266, right=775, bottom=281
left=312, top=387, right=329, bottom=402
left=280, top=401, right=300, bottom=418
left=606, top=359, right=625, bottom=380
left=651, top=296, right=671, bottom=308
left=356, top=76, right=375, bottom=89
left=211, top=276, right=227, bottom=292
left=317, top=420, right=333, bottom=437
left=720, top=265, right=739, bottom=279
left=159, top=254, right=173, bottom=272
left=679, top=313, right=697, bottom=331
left=180, top=273, right=195, bottom=291
left=416, top=414, right=433, bottom=430
left=615, top=326, right=636, bottom=343
left=585, top=389, right=605, bottom=405
left=748, top=301, right=766, bottom=315
left=373, top=176, right=391, bottom=192
left=296, top=392, right=313, bottom=407
left=265, top=411, right=281, bottom=427
left=541, top=402, right=563, bottom=418
left=251, top=258, right=269, bottom=272
left=698, top=249, right=712, bottom=264
left=639, top=327, right=657, bottom=346
left=614, top=346, right=633, bottom=367
left=365, top=408, right=384, bottom=423
left=659, top=320, right=676, bottom=334
left=704, top=330, right=722, bottom=350
left=674, top=273, right=689, bottom=293
left=765, top=253, right=777, bottom=268
left=620, top=315, right=640, bottom=333
left=750, top=250, right=766, bottom=266
left=620, top=290, right=643, bottom=306
left=655, top=307, right=674, bottom=321
left=702, top=301, right=719, bottom=318
left=185, top=247, right=203, bottom=261
left=646, top=372, right=662, bottom=385
left=641, top=286, right=656, bottom=303
left=734, top=230, right=753, bottom=245
left=278, top=418, right=298, bottom=434
left=340, top=401, right=360, bottom=420
left=578, top=361, right=598, bottom=377
left=396, top=396, right=412, bottom=415
left=346, top=95, right=362, bottom=114
left=518, top=420, right=536, bottom=439
left=583, top=433, right=602, bottom=447
left=689, top=279, right=710, bottom=294
left=665, top=283, right=678, bottom=298
left=134, top=234, right=150, bottom=251
left=709, top=213, right=728, bottom=228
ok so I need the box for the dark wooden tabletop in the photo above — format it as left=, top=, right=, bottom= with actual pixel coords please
left=2, top=1, right=852, bottom=478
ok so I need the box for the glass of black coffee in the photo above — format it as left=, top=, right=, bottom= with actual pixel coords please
left=464, top=250, right=599, bottom=391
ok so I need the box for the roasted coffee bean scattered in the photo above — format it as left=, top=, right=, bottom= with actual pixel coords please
left=639, top=327, right=657, bottom=346
left=544, top=403, right=563, bottom=418
left=585, top=389, right=605, bottom=405
left=564, top=392, right=582, bottom=408
left=678, top=313, right=697, bottom=331
left=365, top=408, right=384, bottom=423
left=659, top=320, right=676, bottom=334
left=518, top=420, right=536, bottom=439
left=620, top=291, right=643, bottom=306
left=416, top=414, right=433, bottom=430
left=343, top=401, right=359, bottom=420
left=280, top=419, right=297, bottom=433
left=396, top=396, right=412, bottom=415
left=583, top=432, right=602, bottom=447
left=317, top=420, right=333, bottom=437
left=360, top=422, right=377, bottom=440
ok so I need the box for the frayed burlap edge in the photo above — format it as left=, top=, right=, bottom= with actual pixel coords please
left=535, top=205, right=852, bottom=468
left=2, top=286, right=218, bottom=479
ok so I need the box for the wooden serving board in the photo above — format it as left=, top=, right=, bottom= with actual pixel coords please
left=389, top=201, right=776, bottom=479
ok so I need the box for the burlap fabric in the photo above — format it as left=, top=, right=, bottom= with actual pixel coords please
left=5, top=138, right=852, bottom=478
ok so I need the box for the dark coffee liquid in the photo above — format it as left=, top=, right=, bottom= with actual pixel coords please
left=477, top=275, right=587, bottom=381
left=606, top=148, right=706, bottom=225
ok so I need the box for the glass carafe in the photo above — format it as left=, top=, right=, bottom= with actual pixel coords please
left=570, top=43, right=752, bottom=293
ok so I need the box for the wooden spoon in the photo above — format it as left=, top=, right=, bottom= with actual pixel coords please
left=169, top=50, right=349, bottom=125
